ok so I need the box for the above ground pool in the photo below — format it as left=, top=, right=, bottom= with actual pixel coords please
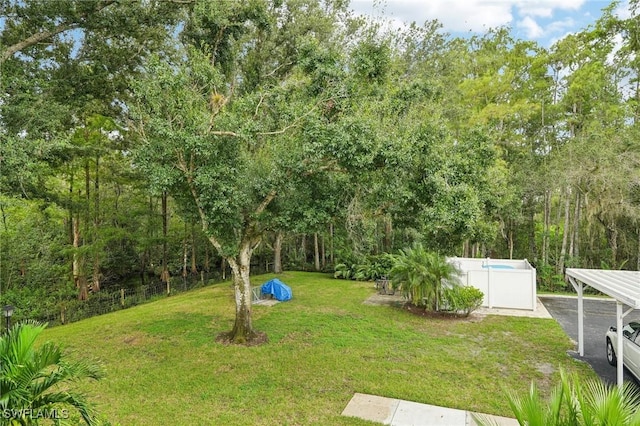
left=447, top=257, right=537, bottom=310
left=481, top=264, right=515, bottom=270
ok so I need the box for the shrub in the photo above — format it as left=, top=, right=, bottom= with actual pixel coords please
left=333, top=263, right=357, bottom=280
left=537, top=262, right=566, bottom=292
left=353, top=255, right=394, bottom=281
left=334, top=255, right=394, bottom=281
left=443, top=286, right=484, bottom=317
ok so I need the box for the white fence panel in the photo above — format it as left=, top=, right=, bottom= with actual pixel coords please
left=449, top=257, right=537, bottom=311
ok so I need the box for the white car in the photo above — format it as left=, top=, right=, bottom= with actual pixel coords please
left=606, top=321, right=640, bottom=381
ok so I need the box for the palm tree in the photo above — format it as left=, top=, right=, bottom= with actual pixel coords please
left=389, top=243, right=460, bottom=311
left=0, top=320, right=104, bottom=425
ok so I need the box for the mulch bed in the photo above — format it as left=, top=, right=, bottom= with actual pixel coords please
left=401, top=303, right=470, bottom=319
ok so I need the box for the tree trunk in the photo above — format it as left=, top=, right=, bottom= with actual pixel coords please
left=73, top=215, right=89, bottom=301
left=182, top=222, right=188, bottom=281
left=72, top=215, right=81, bottom=288
left=160, top=191, right=170, bottom=283
left=191, top=222, right=198, bottom=275
left=321, top=232, right=326, bottom=269
left=570, top=192, right=581, bottom=259
left=508, top=229, right=514, bottom=260
left=558, top=186, right=571, bottom=274
left=77, top=275, right=89, bottom=301
left=204, top=243, right=210, bottom=273
left=92, top=154, right=101, bottom=292
left=141, top=196, right=153, bottom=286
left=224, top=241, right=263, bottom=344
left=527, top=197, right=537, bottom=263
left=273, top=231, right=283, bottom=274
left=608, top=223, right=618, bottom=269
left=554, top=192, right=562, bottom=265
left=542, top=190, right=551, bottom=265
left=314, top=232, right=320, bottom=271
left=0, top=201, right=7, bottom=232
left=329, top=222, right=334, bottom=265
left=300, top=234, right=306, bottom=269
left=383, top=216, right=393, bottom=252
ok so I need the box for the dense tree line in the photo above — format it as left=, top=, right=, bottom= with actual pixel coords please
left=1, top=0, right=640, bottom=341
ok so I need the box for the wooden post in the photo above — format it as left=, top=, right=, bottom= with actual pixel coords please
left=120, top=288, right=125, bottom=307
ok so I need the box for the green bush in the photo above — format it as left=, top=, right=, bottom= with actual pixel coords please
left=537, top=262, right=566, bottom=292
left=334, top=255, right=394, bottom=281
left=354, top=255, right=394, bottom=281
left=333, top=263, right=357, bottom=280
left=443, top=286, right=484, bottom=317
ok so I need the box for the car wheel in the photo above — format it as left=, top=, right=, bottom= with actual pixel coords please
left=606, top=338, right=617, bottom=366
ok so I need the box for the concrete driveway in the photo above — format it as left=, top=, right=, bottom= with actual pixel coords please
left=540, top=295, right=640, bottom=386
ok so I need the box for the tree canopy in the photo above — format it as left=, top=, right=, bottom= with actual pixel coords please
left=2, top=0, right=640, bottom=341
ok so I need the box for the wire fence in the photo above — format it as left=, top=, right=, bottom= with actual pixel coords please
left=5, top=261, right=274, bottom=329
left=15, top=274, right=222, bottom=328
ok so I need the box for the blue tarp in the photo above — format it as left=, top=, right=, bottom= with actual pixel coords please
left=261, top=278, right=292, bottom=301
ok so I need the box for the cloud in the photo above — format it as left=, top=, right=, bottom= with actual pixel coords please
left=614, top=0, right=632, bottom=19
left=515, top=0, right=585, bottom=17
left=349, top=0, right=603, bottom=47
left=419, top=0, right=514, bottom=32
left=517, top=16, right=544, bottom=39
left=350, top=0, right=590, bottom=34
left=350, top=0, right=513, bottom=32
left=544, top=17, right=577, bottom=34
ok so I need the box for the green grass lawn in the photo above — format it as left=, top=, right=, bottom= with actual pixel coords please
left=42, top=272, right=595, bottom=425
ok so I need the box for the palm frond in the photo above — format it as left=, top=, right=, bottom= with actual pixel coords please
left=0, top=320, right=104, bottom=425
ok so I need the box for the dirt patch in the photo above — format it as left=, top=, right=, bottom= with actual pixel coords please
left=402, top=303, right=473, bottom=320
left=536, top=362, right=555, bottom=376
left=365, top=292, right=483, bottom=321
left=122, top=332, right=150, bottom=346
left=215, top=330, right=268, bottom=346
left=364, top=292, right=405, bottom=306
left=254, top=299, right=279, bottom=306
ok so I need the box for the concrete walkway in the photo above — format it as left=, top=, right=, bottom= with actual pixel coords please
left=473, top=297, right=552, bottom=319
left=342, top=393, right=518, bottom=426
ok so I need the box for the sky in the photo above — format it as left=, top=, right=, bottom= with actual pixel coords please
left=349, top=0, right=633, bottom=47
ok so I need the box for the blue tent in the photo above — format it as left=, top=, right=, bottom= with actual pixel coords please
left=260, top=278, right=292, bottom=302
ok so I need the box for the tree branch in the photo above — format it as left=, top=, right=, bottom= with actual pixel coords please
left=254, top=189, right=277, bottom=217
left=178, top=153, right=226, bottom=256
left=1, top=0, right=117, bottom=63
left=2, top=22, right=79, bottom=63
left=257, top=99, right=324, bottom=136
left=264, top=61, right=293, bottom=78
